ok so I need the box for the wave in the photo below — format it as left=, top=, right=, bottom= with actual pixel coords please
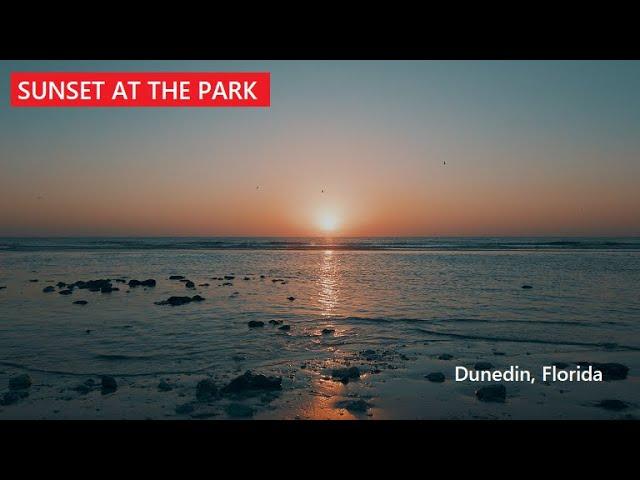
left=1, top=236, right=639, bottom=252
left=343, top=316, right=625, bottom=327
left=340, top=316, right=639, bottom=350
left=93, top=353, right=162, bottom=361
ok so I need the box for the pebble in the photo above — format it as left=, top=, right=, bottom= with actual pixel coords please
left=9, top=374, right=32, bottom=390
left=195, top=379, right=218, bottom=401
left=158, top=380, right=173, bottom=392
left=425, top=372, right=445, bottom=383
left=100, top=375, right=118, bottom=394
left=475, top=384, right=506, bottom=402
left=175, top=403, right=195, bottom=415
left=595, top=399, right=630, bottom=411
left=474, top=361, right=494, bottom=371
left=225, top=403, right=255, bottom=418
left=332, top=367, right=360, bottom=383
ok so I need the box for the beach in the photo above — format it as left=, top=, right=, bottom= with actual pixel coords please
left=0, top=237, right=638, bottom=419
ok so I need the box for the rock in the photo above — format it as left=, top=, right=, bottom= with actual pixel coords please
left=42, top=286, right=55, bottom=293
left=100, top=375, right=117, bottom=393
left=595, top=399, right=630, bottom=411
left=129, top=279, right=156, bottom=288
left=332, top=367, right=360, bottom=383
left=56, top=282, right=67, bottom=288
left=260, top=392, right=279, bottom=404
left=243, top=277, right=250, bottom=281
left=260, top=275, right=265, bottom=279
left=1, top=390, right=29, bottom=406
left=185, top=281, right=195, bottom=289
left=476, top=384, right=506, bottom=402
left=225, top=403, right=255, bottom=418
left=474, top=361, right=494, bottom=371
left=221, top=371, right=282, bottom=394
left=438, top=354, right=454, bottom=360
left=175, top=403, right=195, bottom=415
left=9, top=374, right=32, bottom=390
left=278, top=325, right=291, bottom=331
left=337, top=399, right=371, bottom=413
left=100, top=286, right=119, bottom=293
left=59, top=289, right=73, bottom=295
left=29, top=279, right=39, bottom=282
left=156, top=296, right=192, bottom=306
left=169, top=275, right=185, bottom=280
left=74, top=383, right=92, bottom=394
left=158, top=380, right=173, bottom=392
left=321, top=328, right=335, bottom=335
left=74, top=378, right=95, bottom=394
left=425, top=372, right=446, bottom=383
left=73, top=300, right=88, bottom=305
left=287, top=296, right=295, bottom=301
left=222, top=282, right=233, bottom=286
left=248, top=320, right=265, bottom=328
left=493, top=351, right=506, bottom=356
left=198, top=283, right=210, bottom=287
left=0, top=286, right=6, bottom=290
left=75, top=279, right=112, bottom=291
left=114, top=279, right=127, bottom=283
left=196, top=379, right=218, bottom=401
left=362, top=350, right=379, bottom=361
left=268, top=319, right=283, bottom=325
left=575, top=362, right=629, bottom=381
left=224, top=276, right=235, bottom=280
left=155, top=296, right=203, bottom=306
left=521, top=285, right=533, bottom=289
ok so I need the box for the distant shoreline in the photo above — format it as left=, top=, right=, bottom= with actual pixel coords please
left=1, top=236, right=640, bottom=253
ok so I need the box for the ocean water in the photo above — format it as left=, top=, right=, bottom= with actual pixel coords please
left=0, top=237, right=639, bottom=419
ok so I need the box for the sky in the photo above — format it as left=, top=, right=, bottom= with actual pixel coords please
left=1, top=60, right=639, bottom=237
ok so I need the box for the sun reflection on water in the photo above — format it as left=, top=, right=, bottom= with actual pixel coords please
left=318, top=249, right=339, bottom=317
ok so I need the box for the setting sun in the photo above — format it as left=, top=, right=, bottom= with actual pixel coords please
left=317, top=211, right=340, bottom=233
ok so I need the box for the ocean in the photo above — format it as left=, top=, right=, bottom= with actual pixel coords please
left=0, top=237, right=638, bottom=419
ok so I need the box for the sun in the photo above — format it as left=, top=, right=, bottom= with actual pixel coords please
left=317, top=211, right=340, bottom=233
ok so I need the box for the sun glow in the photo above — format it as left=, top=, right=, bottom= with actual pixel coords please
left=317, top=211, right=340, bottom=233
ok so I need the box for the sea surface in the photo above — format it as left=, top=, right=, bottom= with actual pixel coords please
left=0, top=237, right=638, bottom=419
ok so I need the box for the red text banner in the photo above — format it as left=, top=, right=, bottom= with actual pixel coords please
left=10, top=72, right=270, bottom=107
